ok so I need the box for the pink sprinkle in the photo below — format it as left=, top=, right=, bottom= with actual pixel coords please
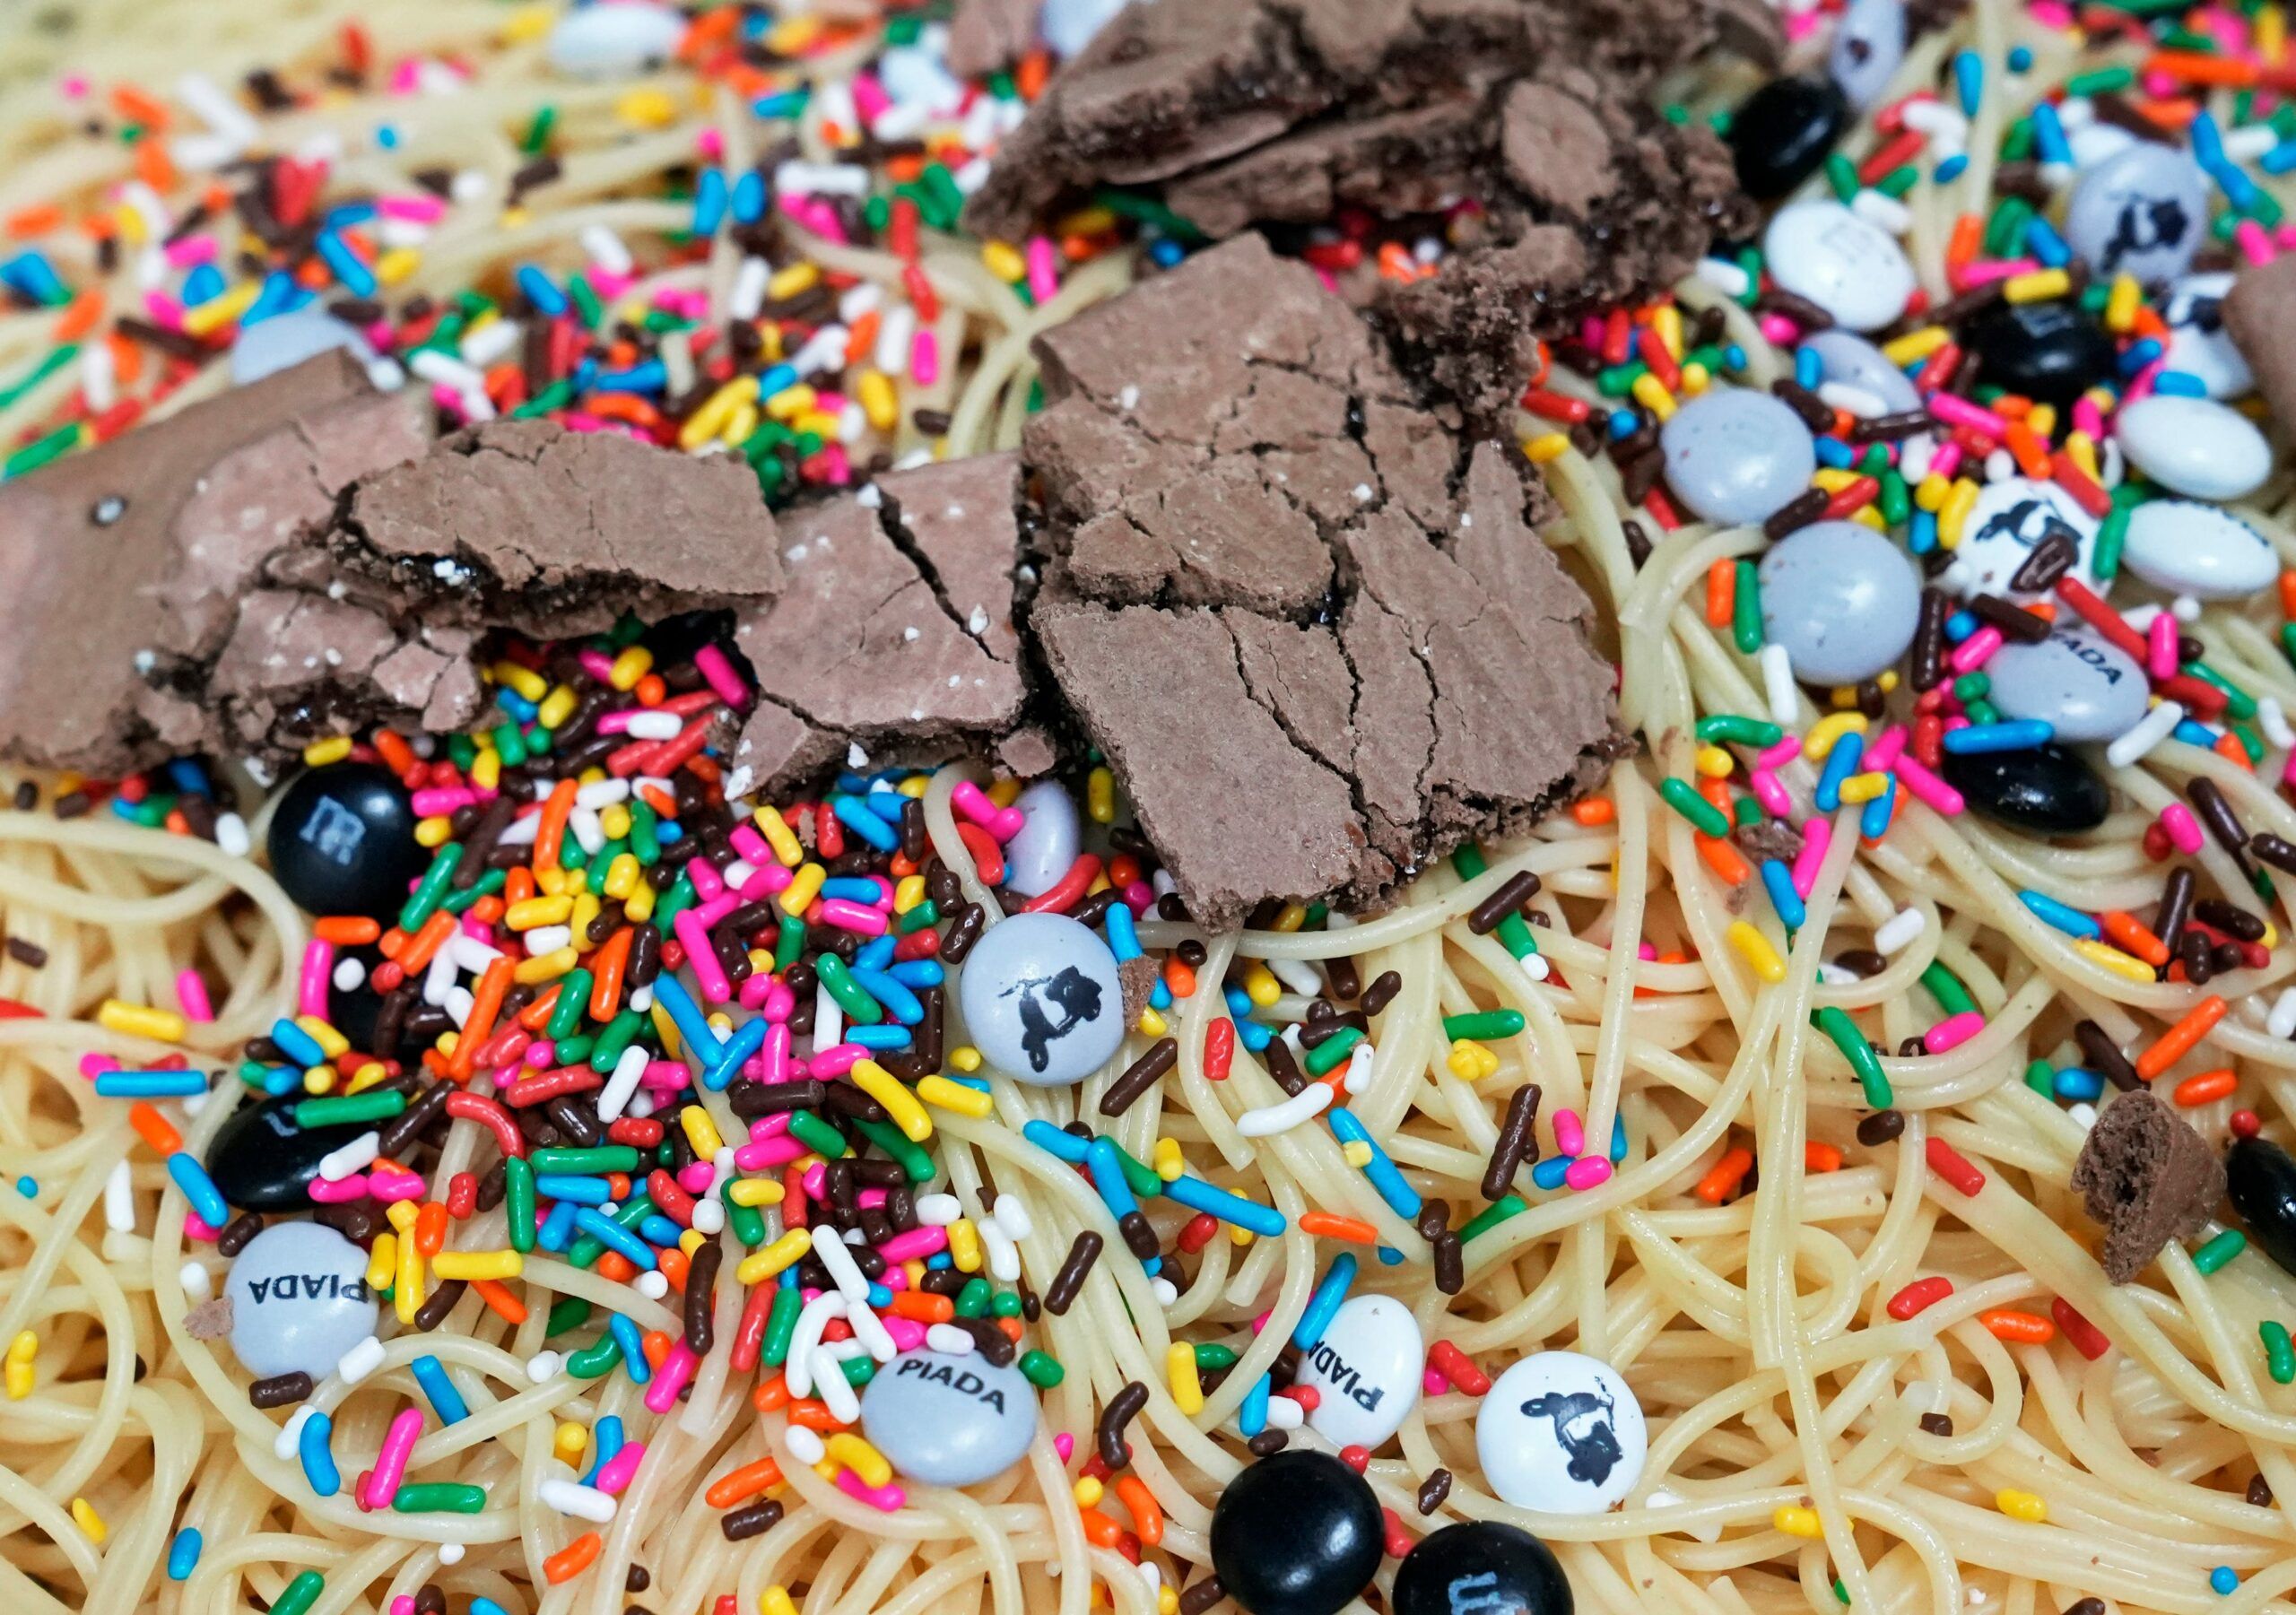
left=1927, top=441, right=1964, bottom=481
left=299, top=942, right=334, bottom=1020
left=695, top=128, right=725, bottom=160
left=578, top=648, right=619, bottom=682
left=370, top=1167, right=426, bottom=1202
left=1929, top=392, right=2012, bottom=440
left=818, top=899, right=889, bottom=936
left=1863, top=725, right=1907, bottom=774
left=393, top=1600, right=418, bottom=1615
left=1578, top=316, right=1606, bottom=349
left=308, top=1175, right=371, bottom=1203
left=735, top=1133, right=806, bottom=1171
left=850, top=74, right=891, bottom=122
left=730, top=824, right=773, bottom=865
left=884, top=1315, right=927, bottom=1352
left=1637, top=941, right=1659, bottom=961
left=1791, top=818, right=1832, bottom=898
left=1758, top=314, right=1802, bottom=346
left=410, top=787, right=478, bottom=818
left=1947, top=626, right=2003, bottom=676
left=911, top=329, right=939, bottom=386
left=810, top=1043, right=865, bottom=1077
left=950, top=781, right=1027, bottom=841
left=1756, top=736, right=1802, bottom=770
left=1564, top=1157, right=1613, bottom=1191
left=1891, top=752, right=1965, bottom=816
left=2026, top=0, right=2074, bottom=22
left=1025, top=237, right=1060, bottom=304
left=643, top=1343, right=697, bottom=1413
left=1750, top=768, right=1795, bottom=817
left=834, top=1470, right=907, bottom=1513
left=674, top=910, right=732, bottom=1004
left=1552, top=1108, right=1585, bottom=1158
left=2147, top=611, right=2181, bottom=681
left=161, top=236, right=217, bottom=268
left=2160, top=802, right=2205, bottom=855
left=2238, top=219, right=2279, bottom=267
left=183, top=1212, right=222, bottom=1242
left=2070, top=398, right=2106, bottom=442
left=365, top=1407, right=424, bottom=1509
left=377, top=194, right=446, bottom=222
left=1924, top=1011, right=1986, bottom=1054
left=738, top=862, right=794, bottom=903
left=641, top=1060, right=691, bottom=1091
left=687, top=855, right=726, bottom=902
left=142, top=291, right=187, bottom=330
left=1422, top=1368, right=1450, bottom=1395
left=677, top=1160, right=714, bottom=1194
left=695, top=643, right=752, bottom=709
left=79, top=1054, right=120, bottom=1081
left=1956, top=257, right=2040, bottom=288
left=176, top=969, right=214, bottom=1024
left=59, top=74, right=90, bottom=97
left=1121, top=881, right=1155, bottom=913
left=875, top=1227, right=948, bottom=1263
left=1054, top=1432, right=1075, bottom=1463
left=1783, top=7, right=1823, bottom=39
left=595, top=1439, right=647, bottom=1495
left=760, top=1021, right=793, bottom=1081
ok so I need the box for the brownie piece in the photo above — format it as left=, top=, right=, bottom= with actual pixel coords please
left=718, top=453, right=1031, bottom=798
left=0, top=351, right=431, bottom=775
left=2222, top=255, right=2296, bottom=436
left=1026, top=237, right=1628, bottom=928
left=947, top=0, right=1041, bottom=76
left=2070, top=1090, right=2225, bottom=1283
left=965, top=0, right=1768, bottom=426
left=288, top=420, right=784, bottom=639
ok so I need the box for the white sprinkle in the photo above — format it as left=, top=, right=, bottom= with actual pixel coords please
left=1237, top=1083, right=1334, bottom=1138
left=691, top=1197, right=726, bottom=1237
left=784, top=1293, right=848, bottom=1398
left=337, top=1334, right=387, bottom=1385
left=332, top=957, right=367, bottom=993
left=438, top=1542, right=465, bottom=1566
left=2170, top=593, right=2203, bottom=624
left=180, top=1260, right=213, bottom=1300
left=1874, top=907, right=1926, bottom=956
left=991, top=1193, right=1034, bottom=1241
left=521, top=925, right=572, bottom=959
left=2268, top=988, right=2296, bottom=1040
left=1761, top=643, right=1798, bottom=730
left=813, top=1345, right=861, bottom=1423
left=103, top=1161, right=135, bottom=1233
left=1817, top=381, right=1889, bottom=418
left=539, top=1478, right=618, bottom=1522
left=2105, top=699, right=2184, bottom=770
left=275, top=1405, right=316, bottom=1460
left=526, top=1350, right=563, bottom=1384
left=2067, top=1102, right=2099, bottom=1130
left=784, top=1425, right=827, bottom=1466
left=579, top=224, right=634, bottom=277
left=1265, top=1394, right=1304, bottom=1430
left=319, top=1132, right=381, bottom=1182
left=926, top=1322, right=978, bottom=1355
left=915, top=1193, right=965, bottom=1227
left=980, top=1220, right=1023, bottom=1283
left=1696, top=257, right=1751, bottom=298
left=622, top=710, right=683, bottom=742
left=1151, top=1277, right=1178, bottom=1306
left=215, top=813, right=251, bottom=858
left=2260, top=698, right=2294, bottom=752
left=634, top=1271, right=669, bottom=1300
left=1342, top=1040, right=1376, bottom=1096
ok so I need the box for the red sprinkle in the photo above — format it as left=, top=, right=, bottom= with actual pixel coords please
left=1427, top=1340, right=1490, bottom=1394
left=1338, top=1445, right=1370, bottom=1473
left=2050, top=1297, right=2111, bottom=1360
left=1204, top=1018, right=1235, bottom=1081
left=1924, top=1136, right=1987, bottom=1197
left=1381, top=1506, right=1415, bottom=1560
left=1886, top=1276, right=1954, bottom=1320
left=1177, top=1212, right=1220, bottom=1254
left=2232, top=1109, right=2264, bottom=1140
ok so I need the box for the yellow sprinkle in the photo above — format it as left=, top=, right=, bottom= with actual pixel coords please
left=1810, top=466, right=1860, bottom=494
left=537, top=685, right=578, bottom=729
left=414, top=816, right=453, bottom=848
left=2074, top=939, right=2156, bottom=984
left=488, top=660, right=547, bottom=702
left=432, top=1249, right=522, bottom=1281
left=680, top=1104, right=725, bottom=1159
left=469, top=748, right=501, bottom=791
left=535, top=865, right=569, bottom=897
left=1629, top=372, right=1676, bottom=421
left=1836, top=771, right=1891, bottom=803
left=70, top=1497, right=105, bottom=1544
left=1446, top=1040, right=1486, bottom=1081
left=2263, top=1, right=2288, bottom=63
left=395, top=1217, right=424, bottom=1325
left=1913, top=472, right=1953, bottom=513
left=1136, top=1007, right=1168, bottom=1038
left=607, top=646, right=653, bottom=692
left=1850, top=507, right=1886, bottom=534
left=980, top=240, right=1028, bottom=282
left=599, top=802, right=631, bottom=841
left=2104, top=274, right=2144, bottom=334
left=754, top=806, right=803, bottom=867
left=1340, top=1140, right=1374, bottom=1168
left=825, top=1433, right=892, bottom=1489
left=1828, top=686, right=1860, bottom=710
left=1522, top=431, right=1571, bottom=464
left=1996, top=1489, right=2046, bottom=1524
left=1159, top=1588, right=1179, bottom=1615
left=344, top=1062, right=389, bottom=1094
left=507, top=897, right=572, bottom=932
left=764, top=382, right=815, bottom=421
left=1269, top=903, right=1309, bottom=933
left=727, top=1176, right=786, bottom=1207
left=1881, top=326, right=1949, bottom=366
left=179, top=283, right=263, bottom=342
left=616, top=88, right=679, bottom=127
left=387, top=1199, right=418, bottom=1235
left=1802, top=711, right=1868, bottom=762
left=1726, top=920, right=1787, bottom=985
left=1875, top=671, right=1899, bottom=693
left=1053, top=204, right=1118, bottom=238
left=1241, top=962, right=1281, bottom=1007
left=2065, top=430, right=2100, bottom=483
left=678, top=376, right=761, bottom=451
left=916, top=1075, right=994, bottom=1119
left=767, top=263, right=821, bottom=301
left=761, top=1587, right=800, bottom=1615
left=1693, top=744, right=1735, bottom=778
left=949, top=1217, right=984, bottom=1273
left=98, top=1000, right=187, bottom=1044
left=301, top=1064, right=336, bottom=1096
left=949, top=1046, right=983, bottom=1073
left=1073, top=1476, right=1105, bottom=1507
left=625, top=883, right=656, bottom=924
left=735, top=1229, right=813, bottom=1286
left=2026, top=403, right=2057, bottom=440
left=853, top=1060, right=932, bottom=1142
left=1678, top=360, right=1712, bottom=397
left=4, top=1360, right=32, bottom=1401
left=2004, top=268, right=2071, bottom=304
left=1087, top=767, right=1116, bottom=824
left=857, top=369, right=899, bottom=433
left=1152, top=1138, right=1184, bottom=1181
left=1773, top=1505, right=1822, bottom=1538
left=1939, top=479, right=1980, bottom=550
left=512, top=948, right=578, bottom=985
left=1229, top=1223, right=1256, bottom=1246
left=893, top=875, right=926, bottom=914
left=301, top=735, right=353, bottom=768
left=987, top=777, right=1023, bottom=808
left=897, top=775, right=931, bottom=799
left=1651, top=302, right=1684, bottom=360
left=295, top=1016, right=349, bottom=1060
left=553, top=1421, right=588, bottom=1465
left=1167, top=1341, right=1205, bottom=1415
left=603, top=855, right=641, bottom=901
left=501, top=2, right=556, bottom=42
left=7, top=1330, right=37, bottom=1364
left=781, top=861, right=826, bottom=917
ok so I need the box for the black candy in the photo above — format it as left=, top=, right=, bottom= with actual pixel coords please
left=1940, top=744, right=2110, bottom=834
left=204, top=1092, right=375, bottom=1212
left=325, top=948, right=387, bottom=1054
left=1965, top=300, right=2119, bottom=406
left=1726, top=75, right=1851, bottom=201
left=266, top=762, right=427, bottom=921
left=2228, top=1137, right=2296, bottom=1279
left=1209, top=1450, right=1383, bottom=1615
left=1395, top=1523, right=1573, bottom=1615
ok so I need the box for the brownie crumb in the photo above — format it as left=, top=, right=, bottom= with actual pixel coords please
left=2069, top=1090, right=2225, bottom=1283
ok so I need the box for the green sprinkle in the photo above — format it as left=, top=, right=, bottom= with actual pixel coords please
left=440, top=867, right=507, bottom=915
left=567, top=1332, right=622, bottom=1379
left=840, top=1355, right=876, bottom=1387
left=1697, top=713, right=1785, bottom=749
left=2023, top=1059, right=2056, bottom=1098
left=762, top=1285, right=804, bottom=1368
left=553, top=1034, right=596, bottom=1066
left=1813, top=1006, right=1892, bottom=1108
left=396, top=844, right=463, bottom=933
left=895, top=899, right=940, bottom=934
left=1951, top=672, right=1990, bottom=703
left=1733, top=560, right=1763, bottom=656
left=1659, top=777, right=1731, bottom=838
left=854, top=1116, right=936, bottom=1183
left=587, top=1008, right=648, bottom=1073
left=722, top=1179, right=768, bottom=1246
left=522, top=104, right=557, bottom=152
left=814, top=954, right=884, bottom=1025
left=1194, top=1342, right=1239, bottom=1370
left=1089, top=187, right=1202, bottom=241
left=1824, top=152, right=1860, bottom=202
left=546, top=1295, right=591, bottom=1336
left=2065, top=65, right=2136, bottom=96
left=1452, top=845, right=1490, bottom=880
left=2183, top=659, right=2257, bottom=720
left=991, top=1290, right=1023, bottom=1318
left=272, top=1572, right=326, bottom=1615
left=786, top=1110, right=849, bottom=1159
left=1919, top=963, right=1976, bottom=1018
left=1459, top=1195, right=1527, bottom=1242
left=1020, top=1350, right=1065, bottom=1388
left=0, top=345, right=78, bottom=412
left=955, top=1277, right=993, bottom=1318
left=394, top=1481, right=487, bottom=1514
left=1596, top=360, right=1649, bottom=397
left=1442, top=1011, right=1526, bottom=1041
left=530, top=1146, right=639, bottom=1175
left=2262, top=1320, right=2294, bottom=1385
left=2, top=422, right=83, bottom=482
left=2192, top=1229, right=2246, bottom=1275
left=545, top=972, right=593, bottom=1039
left=1304, top=1024, right=1364, bottom=1076
left=507, top=1158, right=537, bottom=1253
left=293, top=1091, right=404, bottom=1129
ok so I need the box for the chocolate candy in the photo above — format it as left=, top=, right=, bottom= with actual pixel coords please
left=1658, top=388, right=1817, bottom=526
left=265, top=762, right=426, bottom=921
left=1758, top=521, right=1923, bottom=684
left=2113, top=395, right=2273, bottom=502
left=1295, top=1294, right=1422, bottom=1451
left=205, top=1092, right=377, bottom=1212
left=1208, top=1449, right=1382, bottom=1615
left=2121, top=501, right=2279, bottom=599
left=544, top=1, right=685, bottom=77
left=1984, top=628, right=2149, bottom=743
left=1477, top=1351, right=1648, bottom=1514
left=1939, top=743, right=2110, bottom=835
left=224, top=1222, right=377, bottom=1381
left=1964, top=300, right=2118, bottom=407
left=2161, top=273, right=2251, bottom=399
left=1944, top=478, right=2100, bottom=601
left=2230, top=1137, right=2296, bottom=1280
left=858, top=1349, right=1039, bottom=1487
left=2066, top=143, right=2207, bottom=286
left=1394, top=1522, right=1573, bottom=1615
left=955, top=912, right=1126, bottom=1086
left=1726, top=75, right=1850, bottom=200
left=1762, top=200, right=1916, bottom=331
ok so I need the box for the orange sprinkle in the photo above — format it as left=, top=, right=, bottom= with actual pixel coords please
left=517, top=982, right=561, bottom=1033
left=705, top=1457, right=784, bottom=1508
left=1978, top=1308, right=2056, bottom=1344
left=641, top=1331, right=673, bottom=1369
left=1298, top=1211, right=1381, bottom=1244
left=996, top=1316, right=1024, bottom=1344
left=1697, top=834, right=1752, bottom=888
left=596, top=1250, right=638, bottom=1284
left=2003, top=421, right=2052, bottom=480
left=1695, top=1147, right=1754, bottom=1203
left=588, top=927, right=634, bottom=1022
left=2098, top=911, right=2169, bottom=968
left=447, top=957, right=513, bottom=1080
left=2172, top=1067, right=2238, bottom=1107
left=2213, top=733, right=2252, bottom=771
left=1570, top=796, right=1617, bottom=827
left=1162, top=956, right=1196, bottom=998
left=129, top=1101, right=183, bottom=1157
left=4, top=204, right=63, bottom=238
left=2137, top=995, right=2226, bottom=1080
left=1804, top=1141, right=1844, bottom=1173
left=313, top=916, right=382, bottom=946
left=1078, top=1506, right=1125, bottom=1549
left=2145, top=49, right=2258, bottom=86
left=110, top=83, right=172, bottom=128
left=397, top=909, right=459, bottom=975
left=372, top=730, right=418, bottom=776
left=2280, top=571, right=2296, bottom=621
left=534, top=779, right=577, bottom=872
left=1705, top=559, right=1736, bottom=629
left=787, top=1398, right=845, bottom=1431
left=52, top=291, right=103, bottom=343
left=413, top=1201, right=448, bottom=1258
left=752, top=1375, right=791, bottom=1413
left=657, top=1245, right=690, bottom=1293
left=132, top=139, right=176, bottom=195
left=1113, top=1475, right=1165, bottom=1546
left=543, top=1533, right=601, bottom=1584
left=888, top=1291, right=954, bottom=1324
left=1015, top=48, right=1051, bottom=100
left=472, top=1278, right=526, bottom=1324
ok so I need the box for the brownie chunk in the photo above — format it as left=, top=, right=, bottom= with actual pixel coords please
left=966, top=0, right=1768, bottom=427
left=0, top=351, right=430, bottom=775
left=718, top=454, right=1031, bottom=798
left=2222, top=255, right=2296, bottom=438
left=1027, top=238, right=1627, bottom=928
left=2070, top=1090, right=2225, bottom=1283
left=291, top=420, right=783, bottom=638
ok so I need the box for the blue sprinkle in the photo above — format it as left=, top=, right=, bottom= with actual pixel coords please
left=376, top=124, right=400, bottom=149
left=848, top=964, right=924, bottom=1024
left=2118, top=338, right=2164, bottom=377
left=1328, top=1106, right=1422, bottom=1219
left=652, top=975, right=723, bottom=1065
left=703, top=1016, right=768, bottom=1090
left=1934, top=152, right=1969, bottom=184
left=1860, top=776, right=1898, bottom=840
left=1292, top=1253, right=1358, bottom=1350
left=586, top=1414, right=627, bottom=1483
left=1610, top=1113, right=1629, bottom=1165
left=1222, top=984, right=1254, bottom=1019
left=1147, top=238, right=1186, bottom=268
left=181, top=263, right=227, bottom=308
left=96, top=1071, right=211, bottom=1099
left=411, top=1354, right=469, bottom=1424
left=300, top=1411, right=341, bottom=1497
left=830, top=794, right=900, bottom=851
left=1814, top=436, right=1857, bottom=470
left=1024, top=1119, right=1089, bottom=1164
left=2191, top=112, right=2226, bottom=168
left=608, top=1315, right=649, bottom=1384
left=472, top=1602, right=511, bottom=1615
left=1941, top=720, right=2055, bottom=755
left=1531, top=1155, right=1572, bottom=1191
left=1909, top=508, right=1939, bottom=554
left=13, top=1177, right=32, bottom=1198
left=1163, top=1174, right=1286, bottom=1237
left=887, top=959, right=944, bottom=990
left=732, top=169, right=767, bottom=225
left=2212, top=1567, right=2239, bottom=1596
left=820, top=876, right=884, bottom=903
left=2007, top=44, right=2032, bottom=71
left=166, top=1155, right=229, bottom=1229
left=1237, top=1019, right=1274, bottom=1053
left=2023, top=215, right=2071, bottom=268
left=1952, top=50, right=1983, bottom=117
left=315, top=232, right=376, bottom=298
left=693, top=169, right=730, bottom=236
left=271, top=1018, right=328, bottom=1067
left=537, top=1198, right=580, bottom=1253
left=1761, top=860, right=1806, bottom=930
left=2053, top=1066, right=2104, bottom=1103
left=496, top=689, right=539, bottom=723
left=2152, top=370, right=2208, bottom=397
left=2173, top=719, right=2222, bottom=749
left=515, top=265, right=569, bottom=319
left=639, top=1213, right=684, bottom=1247
left=1944, top=610, right=1978, bottom=642
left=1377, top=1245, right=1405, bottom=1265
left=854, top=934, right=896, bottom=971
left=757, top=361, right=798, bottom=397
left=845, top=1022, right=913, bottom=1051
left=2017, top=889, right=2100, bottom=940
left=593, top=359, right=665, bottom=393
left=534, top=1175, right=614, bottom=1204
left=1795, top=345, right=1824, bottom=390
left=2031, top=101, right=2071, bottom=166
left=1239, top=1373, right=1271, bottom=1437
left=1607, top=408, right=1640, bottom=439
left=2266, top=141, right=2296, bottom=175
left=168, top=1527, right=202, bottom=1579
left=1104, top=901, right=1143, bottom=961
left=1813, top=730, right=1865, bottom=812
left=868, top=1282, right=894, bottom=1308
left=1085, top=1137, right=1141, bottom=1229
left=1723, top=343, right=1748, bottom=371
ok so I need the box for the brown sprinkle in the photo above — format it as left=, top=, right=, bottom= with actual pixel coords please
left=1099, top=1380, right=1149, bottom=1470
left=1416, top=1467, right=1454, bottom=1515
left=2248, top=1474, right=2274, bottom=1507
left=4, top=937, right=46, bottom=968
left=1762, top=485, right=1831, bottom=541
left=1466, top=870, right=1543, bottom=936
left=2073, top=1020, right=2143, bottom=1093
left=721, top=1500, right=784, bottom=1541
left=1856, top=1109, right=1906, bottom=1147
left=1482, top=1084, right=1543, bottom=1202
left=1431, top=1229, right=1465, bottom=1296
left=1965, top=594, right=2052, bottom=644
left=1044, top=1231, right=1102, bottom=1315
left=1100, top=1038, right=1178, bottom=1117
left=1361, top=971, right=1403, bottom=1018
left=1918, top=1412, right=1953, bottom=1437
left=248, top=1370, right=313, bottom=1408
left=1178, top=1576, right=1229, bottom=1615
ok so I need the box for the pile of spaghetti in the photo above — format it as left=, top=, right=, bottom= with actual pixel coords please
left=5, top=2, right=2296, bottom=1614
